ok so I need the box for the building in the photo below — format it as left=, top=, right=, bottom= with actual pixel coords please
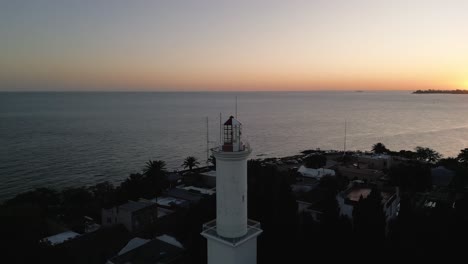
left=46, top=225, right=132, bottom=263
left=102, top=200, right=158, bottom=233
left=357, top=154, right=393, bottom=170
left=107, top=235, right=184, bottom=264
left=199, top=170, right=217, bottom=187
left=297, top=165, right=335, bottom=179
left=201, top=116, right=262, bottom=264
left=336, top=165, right=385, bottom=182
left=40, top=231, right=80, bottom=246
left=164, top=187, right=204, bottom=204
left=337, top=181, right=400, bottom=224
left=178, top=185, right=216, bottom=195
left=153, top=196, right=189, bottom=209
left=431, top=166, right=455, bottom=187
left=297, top=200, right=324, bottom=222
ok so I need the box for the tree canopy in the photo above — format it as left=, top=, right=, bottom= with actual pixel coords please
left=414, top=146, right=442, bottom=163
left=304, top=154, right=327, bottom=169
left=182, top=156, right=200, bottom=171
left=142, top=160, right=169, bottom=197
left=352, top=188, right=386, bottom=249
left=389, top=162, right=432, bottom=192
left=372, top=142, right=390, bottom=154
left=457, top=148, right=468, bottom=166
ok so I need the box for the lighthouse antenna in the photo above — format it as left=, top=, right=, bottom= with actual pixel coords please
left=206, top=116, right=209, bottom=164
left=344, top=120, right=347, bottom=156
left=235, top=96, right=238, bottom=119
left=219, top=113, right=222, bottom=146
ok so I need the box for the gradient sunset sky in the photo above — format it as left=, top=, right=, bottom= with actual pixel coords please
left=1, top=0, right=468, bottom=91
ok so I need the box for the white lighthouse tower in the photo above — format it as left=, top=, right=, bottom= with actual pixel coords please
left=201, top=115, right=262, bottom=264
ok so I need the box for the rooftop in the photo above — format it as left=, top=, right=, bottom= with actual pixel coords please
left=358, top=154, right=392, bottom=160
left=199, top=170, right=217, bottom=177
left=118, top=237, right=150, bottom=255
left=119, top=200, right=154, bottom=212
left=109, top=238, right=184, bottom=264
left=154, top=196, right=188, bottom=208
left=156, top=235, right=184, bottom=249
left=40, top=231, right=80, bottom=245
left=165, top=188, right=203, bottom=202
left=224, top=116, right=241, bottom=126
left=342, top=184, right=396, bottom=205
left=158, top=207, right=176, bottom=218
left=347, top=188, right=372, bottom=202
left=431, top=166, right=455, bottom=187
left=297, top=165, right=335, bottom=179
left=179, top=185, right=216, bottom=195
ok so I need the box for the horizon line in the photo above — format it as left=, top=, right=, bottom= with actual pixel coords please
left=0, top=89, right=420, bottom=93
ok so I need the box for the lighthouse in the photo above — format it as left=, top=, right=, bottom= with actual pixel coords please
left=201, top=116, right=262, bottom=264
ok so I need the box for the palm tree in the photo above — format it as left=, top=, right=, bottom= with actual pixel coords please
left=182, top=156, right=200, bottom=172
left=144, top=160, right=167, bottom=175
left=143, top=160, right=168, bottom=197
left=372, top=143, right=389, bottom=154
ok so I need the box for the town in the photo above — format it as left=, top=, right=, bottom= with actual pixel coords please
left=2, top=134, right=467, bottom=263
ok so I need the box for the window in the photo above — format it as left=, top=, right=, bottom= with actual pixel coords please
left=224, top=125, right=232, bottom=143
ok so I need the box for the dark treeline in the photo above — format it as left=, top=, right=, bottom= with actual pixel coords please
left=413, top=89, right=468, bottom=94
left=1, top=146, right=468, bottom=263
left=0, top=159, right=173, bottom=263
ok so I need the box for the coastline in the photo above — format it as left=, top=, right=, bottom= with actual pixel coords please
left=413, top=89, right=468, bottom=94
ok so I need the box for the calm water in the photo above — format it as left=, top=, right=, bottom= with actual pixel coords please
left=1, top=91, right=468, bottom=200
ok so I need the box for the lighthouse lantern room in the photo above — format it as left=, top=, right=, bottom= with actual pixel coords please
left=222, top=116, right=243, bottom=152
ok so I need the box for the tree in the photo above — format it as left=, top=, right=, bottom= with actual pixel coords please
left=143, top=160, right=168, bottom=197
left=120, top=173, right=146, bottom=200
left=457, top=148, right=468, bottom=166
left=415, top=146, right=442, bottom=163
left=398, top=150, right=416, bottom=160
left=304, top=154, right=327, bottom=169
left=60, top=187, right=94, bottom=223
left=247, top=159, right=298, bottom=263
left=352, top=188, right=386, bottom=250
left=208, top=154, right=216, bottom=167
left=389, top=162, right=432, bottom=192
left=372, top=142, right=390, bottom=154
left=144, top=160, right=167, bottom=174
left=438, top=157, right=468, bottom=191
left=182, top=156, right=200, bottom=172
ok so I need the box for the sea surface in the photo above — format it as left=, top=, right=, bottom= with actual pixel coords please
left=1, top=91, right=468, bottom=200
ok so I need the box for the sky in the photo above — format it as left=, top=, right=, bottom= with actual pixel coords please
left=1, top=0, right=468, bottom=91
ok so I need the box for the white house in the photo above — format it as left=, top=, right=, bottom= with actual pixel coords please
left=297, top=165, right=335, bottom=179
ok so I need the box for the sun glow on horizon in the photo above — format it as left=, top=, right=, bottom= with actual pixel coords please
left=2, top=1, right=468, bottom=91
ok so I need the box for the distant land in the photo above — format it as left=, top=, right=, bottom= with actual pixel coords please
left=413, top=89, right=468, bottom=94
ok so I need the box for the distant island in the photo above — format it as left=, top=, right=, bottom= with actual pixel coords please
left=413, top=89, right=468, bottom=94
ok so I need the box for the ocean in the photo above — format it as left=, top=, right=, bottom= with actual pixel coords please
left=1, top=91, right=468, bottom=200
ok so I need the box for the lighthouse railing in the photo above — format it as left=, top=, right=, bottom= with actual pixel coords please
left=202, top=219, right=262, bottom=246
